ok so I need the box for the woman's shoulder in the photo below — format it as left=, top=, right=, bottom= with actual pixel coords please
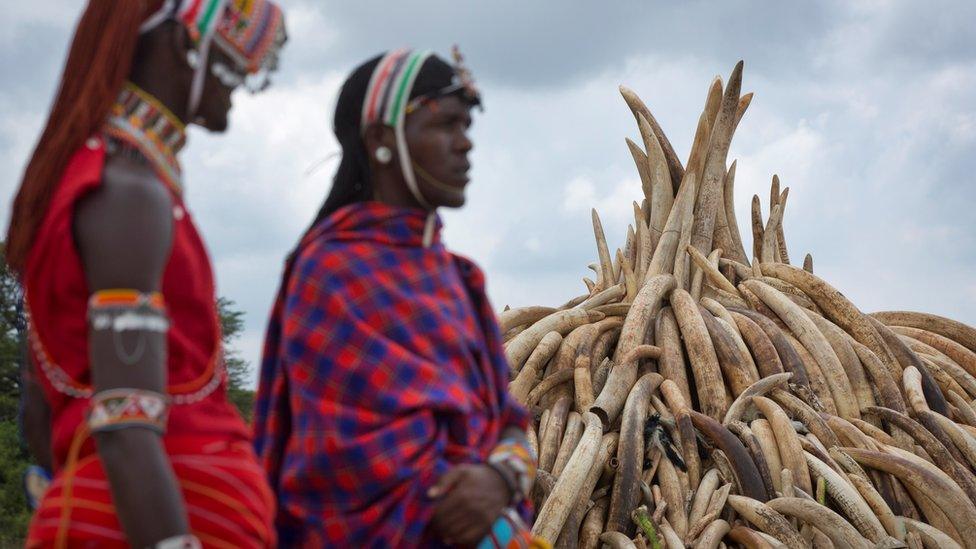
left=44, top=135, right=173, bottom=224
left=73, top=152, right=174, bottom=285
left=41, top=137, right=109, bottom=219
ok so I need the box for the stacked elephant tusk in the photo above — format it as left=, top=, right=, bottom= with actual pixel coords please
left=502, top=60, right=976, bottom=549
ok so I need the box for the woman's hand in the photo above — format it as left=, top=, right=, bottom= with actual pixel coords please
left=428, top=463, right=511, bottom=546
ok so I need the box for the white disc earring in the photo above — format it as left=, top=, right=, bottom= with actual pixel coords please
left=375, top=146, right=393, bottom=164
left=186, top=49, right=200, bottom=69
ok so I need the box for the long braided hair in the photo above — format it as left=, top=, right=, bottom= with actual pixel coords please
left=306, top=55, right=383, bottom=229
left=5, top=0, right=164, bottom=273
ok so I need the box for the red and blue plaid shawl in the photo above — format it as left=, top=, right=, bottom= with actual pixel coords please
left=252, top=201, right=530, bottom=547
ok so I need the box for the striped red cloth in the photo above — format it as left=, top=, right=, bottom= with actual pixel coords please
left=26, top=437, right=274, bottom=548
left=253, top=201, right=531, bottom=547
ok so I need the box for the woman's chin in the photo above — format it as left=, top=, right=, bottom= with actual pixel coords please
left=435, top=186, right=467, bottom=209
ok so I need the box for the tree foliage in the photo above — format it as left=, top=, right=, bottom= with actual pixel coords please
left=0, top=244, right=30, bottom=541
left=0, top=243, right=23, bottom=423
left=217, top=296, right=255, bottom=421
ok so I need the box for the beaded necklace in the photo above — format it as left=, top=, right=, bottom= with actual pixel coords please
left=103, top=83, right=187, bottom=194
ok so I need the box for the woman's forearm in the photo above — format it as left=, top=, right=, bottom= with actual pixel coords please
left=94, top=429, right=190, bottom=547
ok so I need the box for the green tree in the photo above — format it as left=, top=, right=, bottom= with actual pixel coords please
left=0, top=243, right=23, bottom=423
left=0, top=243, right=30, bottom=542
left=0, top=421, right=30, bottom=543
left=217, top=297, right=255, bottom=421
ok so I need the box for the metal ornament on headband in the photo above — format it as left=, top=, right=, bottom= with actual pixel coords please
left=141, top=0, right=286, bottom=121
left=405, top=45, right=483, bottom=116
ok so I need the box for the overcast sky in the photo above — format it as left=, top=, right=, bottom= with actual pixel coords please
left=3, top=1, right=975, bottom=385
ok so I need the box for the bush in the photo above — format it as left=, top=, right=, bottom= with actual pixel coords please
left=0, top=421, right=30, bottom=543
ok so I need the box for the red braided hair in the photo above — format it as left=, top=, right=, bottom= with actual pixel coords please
left=5, top=0, right=164, bottom=273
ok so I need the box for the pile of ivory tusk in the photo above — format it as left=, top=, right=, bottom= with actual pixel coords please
left=502, top=60, right=976, bottom=549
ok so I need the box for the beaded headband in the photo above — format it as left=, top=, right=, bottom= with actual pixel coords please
left=360, top=49, right=434, bottom=134
left=177, top=0, right=226, bottom=41
left=360, top=49, right=434, bottom=210
left=141, top=0, right=227, bottom=45
left=143, top=0, right=286, bottom=74
left=141, top=0, right=286, bottom=115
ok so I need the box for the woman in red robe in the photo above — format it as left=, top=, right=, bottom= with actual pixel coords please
left=7, top=1, right=285, bottom=546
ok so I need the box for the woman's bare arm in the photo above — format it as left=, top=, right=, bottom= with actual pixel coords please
left=73, top=153, right=189, bottom=546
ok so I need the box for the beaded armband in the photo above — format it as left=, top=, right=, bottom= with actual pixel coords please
left=88, top=289, right=169, bottom=333
left=488, top=438, right=537, bottom=506
left=87, top=388, right=171, bottom=435
left=89, top=290, right=170, bottom=365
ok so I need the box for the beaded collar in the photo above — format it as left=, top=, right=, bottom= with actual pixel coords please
left=103, top=83, right=187, bottom=194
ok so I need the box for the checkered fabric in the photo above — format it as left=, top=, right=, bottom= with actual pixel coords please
left=252, top=201, right=531, bottom=547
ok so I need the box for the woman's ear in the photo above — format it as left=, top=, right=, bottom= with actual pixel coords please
left=362, top=123, right=396, bottom=162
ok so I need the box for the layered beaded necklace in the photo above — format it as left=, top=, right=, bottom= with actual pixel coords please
left=103, top=83, right=187, bottom=194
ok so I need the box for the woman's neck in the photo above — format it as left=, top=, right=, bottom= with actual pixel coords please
left=371, top=173, right=426, bottom=210
left=128, top=67, right=191, bottom=126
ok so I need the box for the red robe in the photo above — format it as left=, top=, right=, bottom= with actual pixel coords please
left=24, top=137, right=274, bottom=548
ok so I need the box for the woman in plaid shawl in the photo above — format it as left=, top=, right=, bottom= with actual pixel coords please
left=253, top=50, right=545, bottom=548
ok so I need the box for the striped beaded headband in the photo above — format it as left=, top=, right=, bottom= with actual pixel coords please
left=143, top=0, right=285, bottom=75
left=141, top=0, right=228, bottom=43
left=177, top=0, right=226, bottom=41
left=141, top=0, right=286, bottom=116
left=360, top=49, right=434, bottom=134
left=358, top=49, right=436, bottom=212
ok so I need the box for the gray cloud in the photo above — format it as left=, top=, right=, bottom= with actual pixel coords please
left=2, top=0, right=974, bottom=381
left=277, top=1, right=841, bottom=89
